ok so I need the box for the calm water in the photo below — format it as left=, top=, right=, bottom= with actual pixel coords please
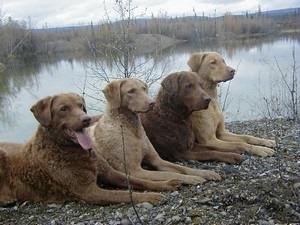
left=1, top=37, right=299, bottom=143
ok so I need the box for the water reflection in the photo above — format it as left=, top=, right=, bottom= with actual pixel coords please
left=0, top=36, right=299, bottom=142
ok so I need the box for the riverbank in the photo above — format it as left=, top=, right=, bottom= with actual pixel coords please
left=1, top=118, right=299, bottom=224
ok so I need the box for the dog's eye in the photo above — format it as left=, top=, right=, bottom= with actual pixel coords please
left=186, top=84, right=193, bottom=89
left=61, top=106, right=67, bottom=112
left=210, top=61, right=217, bottom=65
left=128, top=89, right=135, bottom=94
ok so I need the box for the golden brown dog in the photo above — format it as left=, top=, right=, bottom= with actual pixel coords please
left=88, top=78, right=221, bottom=186
left=0, top=93, right=167, bottom=206
left=188, top=52, right=276, bottom=157
left=141, top=71, right=245, bottom=164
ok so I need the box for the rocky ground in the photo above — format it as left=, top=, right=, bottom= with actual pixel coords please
left=1, top=118, right=299, bottom=225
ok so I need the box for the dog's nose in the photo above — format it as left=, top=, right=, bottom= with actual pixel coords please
left=81, top=115, right=91, bottom=125
left=204, top=96, right=211, bottom=105
left=229, top=68, right=235, bottom=76
left=149, top=101, right=155, bottom=109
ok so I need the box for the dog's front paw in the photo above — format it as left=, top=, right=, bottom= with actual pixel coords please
left=232, top=147, right=246, bottom=154
left=199, top=170, right=221, bottom=181
left=251, top=146, right=275, bottom=157
left=141, top=192, right=166, bottom=205
left=268, top=140, right=276, bottom=148
left=165, top=179, right=184, bottom=190
left=183, top=176, right=207, bottom=185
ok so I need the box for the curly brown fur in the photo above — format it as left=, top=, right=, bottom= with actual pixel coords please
left=141, top=71, right=245, bottom=164
left=0, top=93, right=165, bottom=206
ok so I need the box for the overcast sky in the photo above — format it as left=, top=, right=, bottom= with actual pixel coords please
left=2, top=0, right=299, bottom=28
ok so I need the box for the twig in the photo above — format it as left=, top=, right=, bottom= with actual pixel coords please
left=120, top=124, right=143, bottom=225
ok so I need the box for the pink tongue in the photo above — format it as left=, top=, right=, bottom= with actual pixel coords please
left=74, top=130, right=93, bottom=150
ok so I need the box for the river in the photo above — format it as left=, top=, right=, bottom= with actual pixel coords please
left=0, top=36, right=299, bottom=143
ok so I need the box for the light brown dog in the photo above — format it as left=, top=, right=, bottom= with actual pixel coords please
left=88, top=78, right=221, bottom=187
left=141, top=71, right=245, bottom=164
left=188, top=52, right=276, bottom=157
left=0, top=93, right=167, bottom=206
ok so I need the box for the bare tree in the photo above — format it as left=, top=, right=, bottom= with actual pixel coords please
left=255, top=44, right=299, bottom=123
left=274, top=44, right=298, bottom=121
left=82, top=0, right=174, bottom=112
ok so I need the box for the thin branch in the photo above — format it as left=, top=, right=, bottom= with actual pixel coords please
left=120, top=124, right=143, bottom=225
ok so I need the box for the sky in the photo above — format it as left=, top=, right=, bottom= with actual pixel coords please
left=1, top=0, right=299, bottom=28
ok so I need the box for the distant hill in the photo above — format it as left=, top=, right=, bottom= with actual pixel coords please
left=33, top=7, right=300, bottom=32
left=260, top=7, right=300, bottom=16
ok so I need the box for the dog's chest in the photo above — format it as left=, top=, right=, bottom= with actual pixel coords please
left=208, top=100, right=223, bottom=124
left=166, top=119, right=194, bottom=151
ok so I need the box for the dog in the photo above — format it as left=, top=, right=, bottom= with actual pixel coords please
left=187, top=52, right=276, bottom=157
left=141, top=71, right=245, bottom=164
left=0, top=92, right=168, bottom=206
left=88, top=78, right=221, bottom=187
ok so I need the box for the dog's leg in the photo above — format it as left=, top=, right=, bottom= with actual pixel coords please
left=79, top=184, right=165, bottom=205
left=0, top=151, right=17, bottom=206
left=218, top=129, right=276, bottom=148
left=132, top=167, right=208, bottom=185
left=173, top=144, right=245, bottom=164
left=216, top=120, right=276, bottom=147
left=142, top=148, right=221, bottom=182
left=95, top=153, right=182, bottom=191
left=206, top=136, right=275, bottom=157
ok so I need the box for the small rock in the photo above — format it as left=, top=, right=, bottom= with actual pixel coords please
left=139, top=202, right=153, bottom=209
left=293, top=182, right=300, bottom=189
left=259, top=220, right=270, bottom=225
left=171, top=215, right=181, bottom=222
left=185, top=216, right=192, bottom=223
left=170, top=191, right=179, bottom=196
left=154, top=213, right=165, bottom=222
left=220, top=211, right=227, bottom=216
left=114, top=211, right=123, bottom=219
left=119, top=219, right=131, bottom=225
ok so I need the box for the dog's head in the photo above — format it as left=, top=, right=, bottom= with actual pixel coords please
left=187, top=52, right=235, bottom=83
left=102, top=78, right=155, bottom=113
left=161, top=71, right=211, bottom=112
left=30, top=93, right=93, bottom=150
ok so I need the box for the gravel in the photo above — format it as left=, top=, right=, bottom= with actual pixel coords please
left=1, top=118, right=299, bottom=225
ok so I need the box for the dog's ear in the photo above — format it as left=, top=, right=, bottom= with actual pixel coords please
left=136, top=78, right=148, bottom=93
left=81, top=97, right=87, bottom=113
left=187, top=53, right=207, bottom=72
left=71, top=93, right=87, bottom=113
left=161, top=72, right=181, bottom=95
left=30, top=96, right=53, bottom=127
left=102, top=79, right=122, bottom=108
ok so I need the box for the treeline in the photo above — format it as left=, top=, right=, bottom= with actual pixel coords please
left=0, top=8, right=299, bottom=67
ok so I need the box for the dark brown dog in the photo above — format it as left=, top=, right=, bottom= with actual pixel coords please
left=141, top=71, right=245, bottom=164
left=0, top=93, right=166, bottom=206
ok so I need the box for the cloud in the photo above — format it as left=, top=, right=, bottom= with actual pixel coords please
left=2, top=0, right=299, bottom=28
left=197, top=0, right=242, bottom=4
